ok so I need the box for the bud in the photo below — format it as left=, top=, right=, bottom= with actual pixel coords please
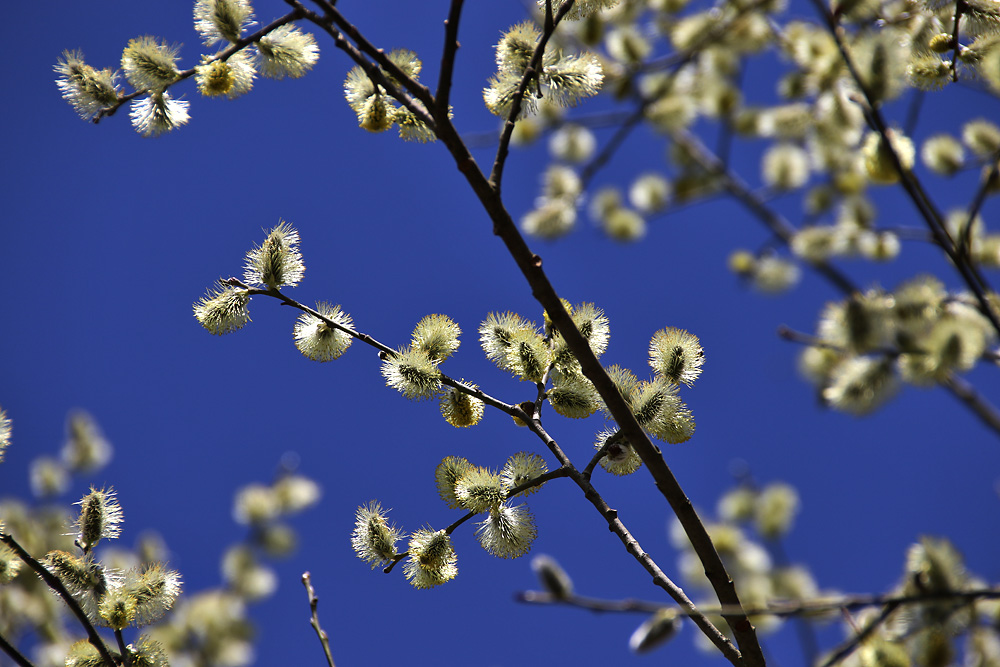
left=351, top=501, right=401, bottom=569
left=243, top=220, right=305, bottom=289
left=439, top=385, right=484, bottom=427
left=74, top=487, right=123, bottom=550
left=649, top=327, right=704, bottom=387
left=381, top=348, right=442, bottom=399
left=501, top=452, right=548, bottom=496
left=403, top=529, right=458, bottom=589
left=294, top=302, right=354, bottom=361
left=193, top=285, right=251, bottom=335
left=194, top=0, right=255, bottom=45
left=476, top=503, right=537, bottom=558
left=411, top=314, right=461, bottom=362
left=255, top=24, right=320, bottom=77
left=435, top=457, right=474, bottom=509
left=454, top=467, right=506, bottom=513
left=531, top=554, right=573, bottom=598
left=629, top=608, right=681, bottom=654
left=121, top=37, right=180, bottom=91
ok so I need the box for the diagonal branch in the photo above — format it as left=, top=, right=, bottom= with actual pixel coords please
left=436, top=0, right=466, bottom=110
left=0, top=533, right=117, bottom=667
left=302, top=572, right=337, bottom=667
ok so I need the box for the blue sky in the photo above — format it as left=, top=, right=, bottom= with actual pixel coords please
left=2, top=1, right=999, bottom=666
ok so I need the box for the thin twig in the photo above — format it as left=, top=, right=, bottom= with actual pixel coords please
left=516, top=586, right=1000, bottom=618
left=436, top=0, right=466, bottom=110
left=289, top=1, right=437, bottom=130
left=942, top=372, right=1000, bottom=435
left=522, top=419, right=746, bottom=664
left=308, top=0, right=436, bottom=111
left=0, top=630, right=35, bottom=667
left=671, top=128, right=859, bottom=295
left=820, top=601, right=901, bottom=667
left=302, top=572, right=337, bottom=667
left=226, top=279, right=521, bottom=417
left=115, top=629, right=131, bottom=667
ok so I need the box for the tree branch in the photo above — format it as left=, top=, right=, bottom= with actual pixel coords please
left=301, top=572, right=337, bottom=667
left=435, top=0, right=466, bottom=110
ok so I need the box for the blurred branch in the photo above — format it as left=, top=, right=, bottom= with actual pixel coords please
left=301, top=572, right=337, bottom=667
left=807, top=0, right=1000, bottom=339
left=0, top=533, right=117, bottom=666
left=669, top=128, right=859, bottom=295
left=516, top=586, right=1000, bottom=618
left=943, top=372, right=1000, bottom=435
left=821, top=602, right=900, bottom=667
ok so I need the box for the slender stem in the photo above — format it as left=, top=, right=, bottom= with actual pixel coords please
left=942, top=373, right=1000, bottom=435
left=115, top=629, right=130, bottom=667
left=516, top=586, right=1000, bottom=617
left=0, top=630, right=35, bottom=667
left=289, top=2, right=436, bottom=130
left=950, top=0, right=964, bottom=83
left=965, top=148, right=1000, bottom=233
left=227, top=280, right=521, bottom=417
left=442, top=468, right=573, bottom=535
left=436, top=0, right=466, bottom=110
left=302, top=572, right=337, bottom=667
left=0, top=533, right=117, bottom=667
left=819, top=601, right=900, bottom=667
left=670, top=128, right=859, bottom=295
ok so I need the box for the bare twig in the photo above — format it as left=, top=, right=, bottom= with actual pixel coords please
left=820, top=601, right=901, bottom=667
left=807, top=0, right=1000, bottom=339
left=436, top=0, right=466, bottom=110
left=302, top=573, right=336, bottom=667
left=516, top=586, right=1000, bottom=619
left=0, top=630, right=35, bottom=667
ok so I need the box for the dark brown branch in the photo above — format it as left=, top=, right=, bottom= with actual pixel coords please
left=226, top=279, right=521, bottom=417
left=517, top=586, right=1000, bottom=618
left=288, top=1, right=437, bottom=130
left=435, top=0, right=466, bottom=110
left=0, top=630, right=35, bottom=667
left=308, top=0, right=436, bottom=111
left=942, top=372, right=1000, bottom=435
